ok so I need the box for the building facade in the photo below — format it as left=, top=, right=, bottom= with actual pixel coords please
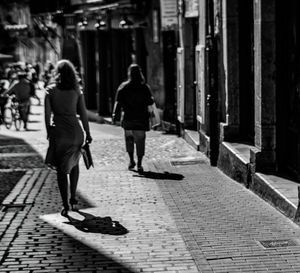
left=177, top=0, right=300, bottom=184
left=0, top=0, right=64, bottom=68
left=64, top=0, right=178, bottom=128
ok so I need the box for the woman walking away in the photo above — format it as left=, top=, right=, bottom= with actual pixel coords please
left=112, top=64, right=154, bottom=173
left=44, top=59, right=92, bottom=217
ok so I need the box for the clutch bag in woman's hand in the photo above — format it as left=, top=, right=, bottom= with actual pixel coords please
left=81, top=143, right=94, bottom=169
left=45, top=125, right=57, bottom=169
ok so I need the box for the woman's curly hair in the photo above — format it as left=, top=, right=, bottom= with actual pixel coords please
left=54, top=59, right=80, bottom=91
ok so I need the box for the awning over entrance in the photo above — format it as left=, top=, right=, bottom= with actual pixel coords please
left=0, top=53, right=14, bottom=62
left=184, top=0, right=199, bottom=18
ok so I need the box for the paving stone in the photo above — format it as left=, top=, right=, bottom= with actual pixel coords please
left=1, top=104, right=300, bottom=272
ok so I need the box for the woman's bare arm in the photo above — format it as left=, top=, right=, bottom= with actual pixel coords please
left=77, top=93, right=92, bottom=143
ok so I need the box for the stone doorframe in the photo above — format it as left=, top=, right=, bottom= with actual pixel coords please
left=250, top=0, right=276, bottom=172
left=219, top=0, right=277, bottom=173
left=219, top=0, right=240, bottom=142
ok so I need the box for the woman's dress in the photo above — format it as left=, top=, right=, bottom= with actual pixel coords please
left=45, top=85, right=86, bottom=174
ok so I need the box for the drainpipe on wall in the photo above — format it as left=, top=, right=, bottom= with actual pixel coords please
left=206, top=0, right=219, bottom=166
left=176, top=0, right=184, bottom=136
left=106, top=10, right=113, bottom=114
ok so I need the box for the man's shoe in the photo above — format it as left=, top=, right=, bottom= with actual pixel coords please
left=137, top=166, right=144, bottom=173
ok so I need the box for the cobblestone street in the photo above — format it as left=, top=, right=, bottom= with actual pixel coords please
left=1, top=98, right=300, bottom=272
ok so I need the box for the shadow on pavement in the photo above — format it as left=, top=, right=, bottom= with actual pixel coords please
left=133, top=171, right=184, bottom=180
left=28, top=120, right=42, bottom=123
left=0, top=134, right=45, bottom=169
left=0, top=171, right=25, bottom=203
left=24, top=128, right=41, bottom=132
left=65, top=210, right=129, bottom=235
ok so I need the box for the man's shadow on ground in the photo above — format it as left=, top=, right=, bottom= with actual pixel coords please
left=133, top=171, right=184, bottom=180
left=64, top=211, right=128, bottom=235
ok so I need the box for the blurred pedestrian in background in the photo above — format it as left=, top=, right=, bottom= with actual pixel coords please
left=3, top=71, right=34, bottom=130
left=43, top=61, right=55, bottom=88
left=25, top=63, right=41, bottom=105
left=112, top=64, right=154, bottom=173
left=44, top=59, right=92, bottom=217
left=0, top=79, right=8, bottom=124
left=33, top=61, right=44, bottom=90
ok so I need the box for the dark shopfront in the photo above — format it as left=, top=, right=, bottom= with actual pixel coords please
left=80, top=28, right=132, bottom=115
left=276, top=0, right=300, bottom=180
left=80, top=27, right=147, bottom=116
left=75, top=0, right=176, bottom=126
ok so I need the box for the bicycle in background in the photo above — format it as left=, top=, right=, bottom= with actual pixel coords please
left=0, top=80, right=8, bottom=126
left=3, top=95, right=22, bottom=131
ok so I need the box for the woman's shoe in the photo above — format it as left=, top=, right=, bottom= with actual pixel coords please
left=70, top=198, right=78, bottom=211
left=61, top=207, right=69, bottom=217
left=128, top=161, right=136, bottom=170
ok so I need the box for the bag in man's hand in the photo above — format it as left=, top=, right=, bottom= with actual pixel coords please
left=81, top=143, right=94, bottom=169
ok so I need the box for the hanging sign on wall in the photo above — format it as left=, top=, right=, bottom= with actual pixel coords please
left=184, top=0, right=199, bottom=18
left=160, top=0, right=178, bottom=30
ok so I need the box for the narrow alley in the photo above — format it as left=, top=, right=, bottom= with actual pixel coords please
left=1, top=94, right=300, bottom=273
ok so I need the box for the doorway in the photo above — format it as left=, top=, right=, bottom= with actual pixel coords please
left=97, top=29, right=132, bottom=116
left=184, top=18, right=198, bottom=130
left=276, top=0, right=300, bottom=178
left=162, top=30, right=177, bottom=123
left=80, top=30, right=97, bottom=110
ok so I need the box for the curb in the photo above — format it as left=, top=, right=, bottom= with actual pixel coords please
left=2, top=168, right=50, bottom=207
left=251, top=173, right=298, bottom=220
left=215, top=141, right=300, bottom=225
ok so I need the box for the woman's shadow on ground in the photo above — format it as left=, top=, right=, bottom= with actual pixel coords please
left=64, top=210, right=128, bottom=235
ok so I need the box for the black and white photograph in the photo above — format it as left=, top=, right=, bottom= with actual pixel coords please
left=1, top=0, right=300, bottom=272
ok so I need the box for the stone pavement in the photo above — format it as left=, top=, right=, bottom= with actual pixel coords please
left=1, top=93, right=300, bottom=272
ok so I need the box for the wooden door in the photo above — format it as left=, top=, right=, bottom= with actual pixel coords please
left=97, top=29, right=132, bottom=115
left=80, top=30, right=97, bottom=110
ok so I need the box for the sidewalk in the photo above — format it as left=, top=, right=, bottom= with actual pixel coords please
left=89, top=109, right=300, bottom=225
left=1, top=98, right=300, bottom=272
left=219, top=141, right=300, bottom=222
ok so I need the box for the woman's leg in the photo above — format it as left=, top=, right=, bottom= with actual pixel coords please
left=125, top=130, right=136, bottom=168
left=19, top=101, right=30, bottom=130
left=70, top=164, right=79, bottom=201
left=56, top=169, right=69, bottom=210
left=137, top=155, right=143, bottom=170
left=133, top=130, right=146, bottom=171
